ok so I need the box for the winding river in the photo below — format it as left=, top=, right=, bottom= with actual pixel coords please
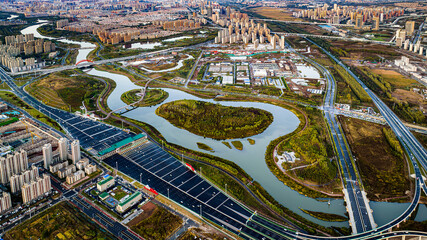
left=20, top=22, right=427, bottom=229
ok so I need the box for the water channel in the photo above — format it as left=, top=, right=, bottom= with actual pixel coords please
left=19, top=22, right=427, bottom=229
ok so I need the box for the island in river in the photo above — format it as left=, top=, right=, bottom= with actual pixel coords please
left=155, top=99, right=273, bottom=140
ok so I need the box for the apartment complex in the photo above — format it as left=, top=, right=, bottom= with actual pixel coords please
left=21, top=174, right=51, bottom=204
left=0, top=149, right=29, bottom=184
left=0, top=192, right=12, bottom=213
left=9, top=165, right=39, bottom=193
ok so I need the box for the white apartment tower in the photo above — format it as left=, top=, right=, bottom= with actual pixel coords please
left=71, top=140, right=81, bottom=164
left=58, top=138, right=68, bottom=161
left=0, top=192, right=12, bottom=213
left=43, top=143, right=53, bottom=169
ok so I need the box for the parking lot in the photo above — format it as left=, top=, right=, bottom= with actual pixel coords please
left=103, top=142, right=290, bottom=240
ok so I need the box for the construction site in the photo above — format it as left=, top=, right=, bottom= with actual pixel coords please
left=0, top=114, right=62, bottom=165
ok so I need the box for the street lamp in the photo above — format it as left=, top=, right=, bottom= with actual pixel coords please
left=140, top=173, right=142, bottom=184
left=167, top=188, right=169, bottom=199
left=225, top=183, right=227, bottom=194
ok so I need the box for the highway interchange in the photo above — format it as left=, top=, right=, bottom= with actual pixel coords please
left=1, top=27, right=427, bottom=239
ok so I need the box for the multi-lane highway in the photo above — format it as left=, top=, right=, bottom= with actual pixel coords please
left=9, top=47, right=184, bottom=76
left=1, top=37, right=427, bottom=239
left=287, top=41, right=376, bottom=234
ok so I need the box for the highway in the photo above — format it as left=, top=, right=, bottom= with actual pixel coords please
left=288, top=41, right=376, bottom=234
left=184, top=50, right=204, bottom=88
left=9, top=47, right=184, bottom=76
left=1, top=37, right=427, bottom=239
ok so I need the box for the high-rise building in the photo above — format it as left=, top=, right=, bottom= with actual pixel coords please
left=21, top=174, right=51, bottom=204
left=372, top=16, right=379, bottom=30
left=0, top=192, right=12, bottom=213
left=396, top=37, right=403, bottom=47
left=333, top=15, right=340, bottom=25
left=0, top=150, right=28, bottom=184
left=58, top=138, right=68, bottom=161
left=405, top=21, right=415, bottom=36
left=355, top=14, right=363, bottom=29
left=43, top=143, right=53, bottom=169
left=19, top=149, right=28, bottom=172
left=71, top=140, right=81, bottom=164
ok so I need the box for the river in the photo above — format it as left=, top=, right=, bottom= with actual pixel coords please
left=20, top=22, right=427, bottom=229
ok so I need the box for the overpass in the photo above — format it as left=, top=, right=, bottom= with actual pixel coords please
left=9, top=47, right=184, bottom=76
left=290, top=42, right=376, bottom=234
left=273, top=32, right=395, bottom=45
left=251, top=18, right=353, bottom=27
left=100, top=78, right=154, bottom=120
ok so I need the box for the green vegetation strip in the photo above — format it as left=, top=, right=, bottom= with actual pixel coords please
left=120, top=88, right=168, bottom=107
left=130, top=206, right=182, bottom=240
left=300, top=208, right=348, bottom=222
left=4, top=201, right=114, bottom=240
left=156, top=99, right=273, bottom=140
left=0, top=91, right=62, bottom=131
left=231, top=140, right=243, bottom=151
left=196, top=142, right=214, bottom=152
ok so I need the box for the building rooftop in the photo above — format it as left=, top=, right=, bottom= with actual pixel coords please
left=98, top=175, right=114, bottom=186
left=98, top=133, right=146, bottom=156
left=118, top=191, right=141, bottom=207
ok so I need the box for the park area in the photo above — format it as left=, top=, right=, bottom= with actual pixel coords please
left=156, top=99, right=274, bottom=140
left=4, top=201, right=114, bottom=240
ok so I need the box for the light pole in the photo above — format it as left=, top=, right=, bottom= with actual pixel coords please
left=167, top=188, right=169, bottom=199
left=200, top=167, right=202, bottom=176
left=140, top=173, right=142, bottom=184
left=225, top=183, right=227, bottom=194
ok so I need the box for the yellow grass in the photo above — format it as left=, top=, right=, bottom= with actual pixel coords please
left=252, top=7, right=303, bottom=22
left=371, top=69, right=418, bottom=88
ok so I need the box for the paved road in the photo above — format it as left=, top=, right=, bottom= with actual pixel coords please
left=10, top=47, right=184, bottom=76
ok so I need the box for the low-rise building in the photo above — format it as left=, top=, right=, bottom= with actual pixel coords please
left=84, top=164, right=97, bottom=175
left=97, top=175, right=114, bottom=192
left=116, top=191, right=142, bottom=213
left=76, top=158, right=89, bottom=170
left=57, top=164, right=76, bottom=179
left=66, top=170, right=85, bottom=185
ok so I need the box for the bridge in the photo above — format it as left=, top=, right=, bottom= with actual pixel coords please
left=100, top=78, right=154, bottom=120
left=252, top=18, right=353, bottom=27
left=273, top=32, right=395, bottom=45
left=9, top=47, right=184, bottom=76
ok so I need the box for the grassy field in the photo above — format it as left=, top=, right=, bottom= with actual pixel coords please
left=27, top=70, right=105, bottom=112
left=111, top=186, right=128, bottom=201
left=278, top=107, right=337, bottom=186
left=370, top=69, right=419, bottom=89
left=128, top=202, right=182, bottom=240
left=156, top=99, right=273, bottom=140
left=0, top=91, right=62, bottom=131
left=356, top=67, right=426, bottom=125
left=250, top=7, right=303, bottom=22
left=339, top=116, right=410, bottom=200
left=4, top=201, right=114, bottom=240
left=120, top=89, right=168, bottom=107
